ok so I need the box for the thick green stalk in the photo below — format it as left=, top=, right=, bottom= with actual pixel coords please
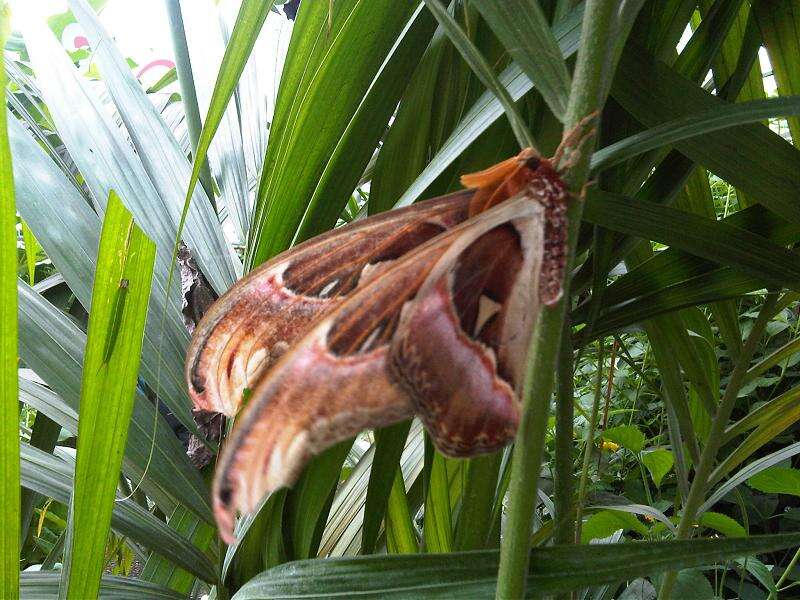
left=164, top=0, right=216, bottom=208
left=494, top=2, right=617, bottom=597
left=658, top=293, right=780, bottom=599
left=574, top=340, right=605, bottom=544
left=769, top=545, right=800, bottom=600
left=553, top=318, right=576, bottom=549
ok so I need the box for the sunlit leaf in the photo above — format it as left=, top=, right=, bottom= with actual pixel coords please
left=602, top=425, right=645, bottom=454
left=642, top=450, right=675, bottom=487
left=699, top=512, right=746, bottom=538
left=747, top=467, right=800, bottom=497
left=61, top=192, right=156, bottom=599
left=0, top=3, right=19, bottom=596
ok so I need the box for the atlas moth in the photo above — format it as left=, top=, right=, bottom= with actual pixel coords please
left=186, top=144, right=577, bottom=542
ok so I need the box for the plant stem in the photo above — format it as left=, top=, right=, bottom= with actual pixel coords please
left=770, top=546, right=800, bottom=599
left=495, top=302, right=569, bottom=598
left=658, top=293, right=781, bottom=599
left=596, top=338, right=618, bottom=475
left=637, top=455, right=654, bottom=507
left=575, top=340, right=605, bottom=545
left=164, top=0, right=216, bottom=209
left=600, top=338, right=618, bottom=431
left=553, top=317, right=576, bottom=549
left=494, top=2, right=617, bottom=597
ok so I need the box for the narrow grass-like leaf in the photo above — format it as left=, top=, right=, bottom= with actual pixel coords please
left=221, top=494, right=283, bottom=587
left=754, top=0, right=800, bottom=143
left=620, top=245, right=703, bottom=468
left=318, top=447, right=377, bottom=558
left=141, top=506, right=216, bottom=594
left=453, top=452, right=503, bottom=550
left=422, top=0, right=532, bottom=149
left=643, top=319, right=702, bottom=465
left=20, top=412, right=61, bottom=545
left=19, top=378, right=78, bottom=435
left=710, top=396, right=800, bottom=487
left=700, top=0, right=764, bottom=106
left=611, top=42, right=800, bottom=226
left=592, top=96, right=800, bottom=171
left=248, top=0, right=421, bottom=266
left=163, top=0, right=215, bottom=205
left=68, top=0, right=238, bottom=291
left=674, top=307, right=719, bottom=419
left=180, top=0, right=274, bottom=240
left=20, top=443, right=216, bottom=583
left=588, top=202, right=800, bottom=313
left=699, top=442, right=800, bottom=515
left=582, top=270, right=762, bottom=338
left=368, top=33, right=448, bottom=216
left=218, top=1, right=275, bottom=189
left=680, top=167, right=743, bottom=360
left=472, top=0, right=570, bottom=119
left=362, top=421, right=413, bottom=555
left=291, top=5, right=437, bottom=242
left=592, top=503, right=676, bottom=534
left=221, top=490, right=289, bottom=585
left=21, top=220, right=37, bottom=285
left=385, top=468, right=417, bottom=554
left=575, top=201, right=800, bottom=335
left=745, top=337, right=800, bottom=383
left=673, top=0, right=743, bottom=83
left=146, top=66, right=178, bottom=94
left=0, top=4, right=19, bottom=596
left=23, top=573, right=184, bottom=600
left=232, top=533, right=800, bottom=598
left=286, top=439, right=353, bottom=560
left=423, top=445, right=453, bottom=553
left=370, top=18, right=523, bottom=215
left=319, top=422, right=424, bottom=558
left=584, top=190, right=800, bottom=290
left=61, top=192, right=156, bottom=600
left=394, top=4, right=584, bottom=208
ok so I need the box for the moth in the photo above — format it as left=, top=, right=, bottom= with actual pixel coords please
left=186, top=147, right=573, bottom=541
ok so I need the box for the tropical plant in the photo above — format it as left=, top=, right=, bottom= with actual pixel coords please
left=6, top=0, right=800, bottom=598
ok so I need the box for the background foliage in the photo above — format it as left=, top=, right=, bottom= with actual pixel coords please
left=6, top=0, right=800, bottom=598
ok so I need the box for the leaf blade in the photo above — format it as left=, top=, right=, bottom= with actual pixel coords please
left=232, top=533, right=800, bottom=598
left=472, top=0, right=571, bottom=118
left=61, top=192, right=156, bottom=600
left=0, top=3, right=19, bottom=597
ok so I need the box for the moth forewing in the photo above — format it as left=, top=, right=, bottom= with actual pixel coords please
left=186, top=190, right=474, bottom=416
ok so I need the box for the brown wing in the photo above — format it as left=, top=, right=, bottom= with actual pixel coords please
left=390, top=196, right=546, bottom=456
left=211, top=197, right=541, bottom=541
left=186, top=191, right=473, bottom=415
